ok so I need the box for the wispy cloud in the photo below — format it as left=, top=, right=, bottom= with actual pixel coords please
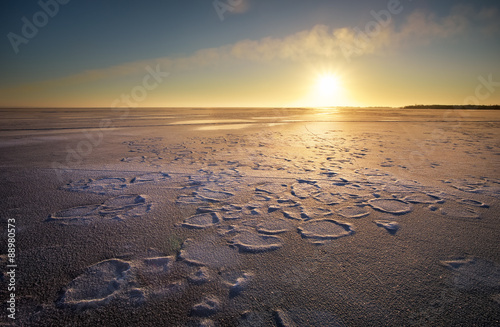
left=2, top=5, right=498, bottom=96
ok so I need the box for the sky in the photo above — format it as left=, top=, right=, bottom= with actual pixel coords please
left=1, top=0, right=500, bottom=108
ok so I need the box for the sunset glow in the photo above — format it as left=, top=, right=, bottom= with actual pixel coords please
left=1, top=1, right=499, bottom=108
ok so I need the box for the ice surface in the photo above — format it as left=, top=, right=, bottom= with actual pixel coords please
left=182, top=212, right=221, bottom=229
left=441, top=257, right=500, bottom=291
left=5, top=108, right=499, bottom=326
left=274, top=308, right=344, bottom=327
left=179, top=237, right=239, bottom=267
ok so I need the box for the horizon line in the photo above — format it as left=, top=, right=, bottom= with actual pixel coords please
left=1, top=105, right=500, bottom=110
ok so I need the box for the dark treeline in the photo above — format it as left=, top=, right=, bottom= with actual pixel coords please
left=403, top=104, right=500, bottom=109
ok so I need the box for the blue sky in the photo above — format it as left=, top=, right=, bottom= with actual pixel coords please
left=1, top=0, right=500, bottom=107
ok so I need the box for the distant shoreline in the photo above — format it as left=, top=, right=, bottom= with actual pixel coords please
left=0, top=105, right=499, bottom=110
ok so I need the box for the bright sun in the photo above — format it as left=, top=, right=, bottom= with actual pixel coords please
left=316, top=74, right=341, bottom=96
left=300, top=71, right=349, bottom=107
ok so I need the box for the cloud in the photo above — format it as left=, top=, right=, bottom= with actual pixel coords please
left=476, top=7, right=500, bottom=35
left=2, top=5, right=499, bottom=95
left=230, top=0, right=250, bottom=14
left=394, top=7, right=470, bottom=45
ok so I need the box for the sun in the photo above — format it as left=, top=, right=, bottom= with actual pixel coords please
left=316, top=74, right=341, bottom=96
left=308, top=73, right=347, bottom=107
left=297, top=71, right=349, bottom=107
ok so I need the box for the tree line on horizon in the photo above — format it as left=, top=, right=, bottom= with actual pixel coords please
left=403, top=104, right=500, bottom=109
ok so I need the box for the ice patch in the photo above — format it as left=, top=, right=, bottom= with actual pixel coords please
left=298, top=219, right=354, bottom=240
left=439, top=206, right=480, bottom=219
left=222, top=270, right=253, bottom=297
left=256, top=219, right=294, bottom=234
left=368, top=198, right=412, bottom=215
left=301, top=207, right=333, bottom=220
left=61, top=177, right=128, bottom=194
left=221, top=211, right=242, bottom=220
left=444, top=178, right=500, bottom=196
left=196, top=188, right=234, bottom=202
left=48, top=204, right=101, bottom=223
left=48, top=194, right=152, bottom=224
left=57, top=259, right=131, bottom=309
left=253, top=193, right=274, bottom=201
left=255, top=183, right=288, bottom=194
left=179, top=238, right=239, bottom=267
left=99, top=194, right=152, bottom=219
left=282, top=204, right=305, bottom=220
left=312, top=192, right=343, bottom=205
left=335, top=205, right=370, bottom=218
left=403, top=193, right=442, bottom=204
left=231, top=230, right=283, bottom=253
left=277, top=196, right=299, bottom=204
left=182, top=212, right=221, bottom=229
left=188, top=267, right=212, bottom=285
left=141, top=256, right=174, bottom=275
left=457, top=198, right=489, bottom=208
left=149, top=280, right=186, bottom=300
left=221, top=204, right=243, bottom=212
left=131, top=172, right=170, bottom=183
left=61, top=172, right=170, bottom=194
left=291, top=182, right=321, bottom=199
left=178, top=189, right=234, bottom=204
left=357, top=168, right=390, bottom=176
left=177, top=194, right=203, bottom=205
left=374, top=220, right=400, bottom=234
left=383, top=182, right=420, bottom=193
left=101, top=194, right=147, bottom=209
left=191, top=295, right=221, bottom=317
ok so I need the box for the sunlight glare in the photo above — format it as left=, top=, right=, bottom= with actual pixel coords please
left=310, top=73, right=347, bottom=107
left=317, top=74, right=341, bottom=96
